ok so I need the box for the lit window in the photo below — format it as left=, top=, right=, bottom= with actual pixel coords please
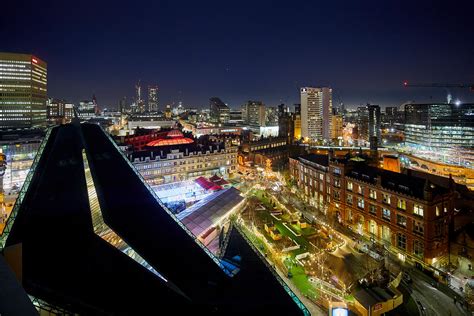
left=369, top=189, right=377, bottom=200
left=436, top=206, right=440, bottom=216
left=347, top=181, right=353, bottom=191
left=358, top=185, right=364, bottom=194
left=414, top=204, right=424, bottom=217
left=357, top=197, right=365, bottom=209
left=382, top=193, right=391, bottom=205
left=397, top=199, right=406, bottom=210
left=382, top=208, right=391, bottom=220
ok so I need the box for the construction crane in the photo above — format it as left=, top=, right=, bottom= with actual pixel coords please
left=403, top=81, right=474, bottom=91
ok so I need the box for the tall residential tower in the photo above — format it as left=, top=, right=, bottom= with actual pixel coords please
left=0, top=52, right=47, bottom=129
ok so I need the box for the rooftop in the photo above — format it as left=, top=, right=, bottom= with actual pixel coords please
left=346, top=163, right=450, bottom=200
left=298, top=154, right=329, bottom=167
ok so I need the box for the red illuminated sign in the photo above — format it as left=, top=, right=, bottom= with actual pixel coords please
left=32, top=58, right=38, bottom=64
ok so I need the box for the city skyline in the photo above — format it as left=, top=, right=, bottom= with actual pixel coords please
left=2, top=1, right=474, bottom=109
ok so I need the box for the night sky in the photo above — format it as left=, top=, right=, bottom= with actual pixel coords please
left=2, top=0, right=474, bottom=109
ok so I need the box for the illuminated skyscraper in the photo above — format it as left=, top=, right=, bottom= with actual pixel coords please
left=300, top=87, right=332, bottom=141
left=0, top=52, right=47, bottom=129
left=148, top=86, right=159, bottom=112
left=135, top=80, right=145, bottom=113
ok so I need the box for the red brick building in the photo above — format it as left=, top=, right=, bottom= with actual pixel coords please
left=289, top=154, right=455, bottom=269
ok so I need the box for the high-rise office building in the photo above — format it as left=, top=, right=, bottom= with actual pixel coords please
left=242, top=100, right=265, bottom=127
left=356, top=104, right=381, bottom=146
left=300, top=87, right=332, bottom=141
left=368, top=104, right=381, bottom=145
left=135, top=81, right=145, bottom=113
left=209, top=97, right=230, bottom=123
left=148, top=86, right=159, bottom=112
left=0, top=52, right=47, bottom=129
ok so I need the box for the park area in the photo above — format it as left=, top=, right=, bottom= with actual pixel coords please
left=239, top=188, right=353, bottom=305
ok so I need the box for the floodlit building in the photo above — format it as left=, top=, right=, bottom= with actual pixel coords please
left=0, top=52, right=47, bottom=129
left=129, top=132, right=238, bottom=185
left=290, top=153, right=456, bottom=270
left=300, top=87, right=332, bottom=141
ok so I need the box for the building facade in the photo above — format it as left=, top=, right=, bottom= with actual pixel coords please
left=209, top=97, right=230, bottom=124
left=0, top=52, right=47, bottom=129
left=293, top=103, right=302, bottom=140
left=330, top=114, right=343, bottom=143
left=368, top=104, right=381, bottom=145
left=300, top=87, right=332, bottom=141
left=404, top=103, right=474, bottom=164
left=129, top=145, right=238, bottom=185
left=242, top=100, right=265, bottom=127
left=47, top=98, right=74, bottom=125
left=289, top=154, right=455, bottom=269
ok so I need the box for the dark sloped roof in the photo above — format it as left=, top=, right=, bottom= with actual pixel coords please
left=4, top=124, right=190, bottom=315
left=346, top=163, right=450, bottom=200
left=221, top=225, right=307, bottom=315
left=0, top=255, right=37, bottom=316
left=298, top=154, right=329, bottom=167
left=81, top=123, right=306, bottom=313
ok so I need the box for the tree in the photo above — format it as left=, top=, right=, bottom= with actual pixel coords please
left=265, top=158, right=272, bottom=172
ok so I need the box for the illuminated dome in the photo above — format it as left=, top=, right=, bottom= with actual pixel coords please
left=147, top=137, right=194, bottom=147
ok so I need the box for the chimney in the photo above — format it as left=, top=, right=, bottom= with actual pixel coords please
left=376, top=175, right=382, bottom=187
left=423, top=180, right=433, bottom=201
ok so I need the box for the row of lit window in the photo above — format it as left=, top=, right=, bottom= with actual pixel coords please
left=0, top=76, right=30, bottom=80
left=0, top=68, right=31, bottom=73
left=0, top=60, right=30, bottom=64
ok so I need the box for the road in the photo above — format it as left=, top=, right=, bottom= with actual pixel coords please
left=408, top=267, right=471, bottom=316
